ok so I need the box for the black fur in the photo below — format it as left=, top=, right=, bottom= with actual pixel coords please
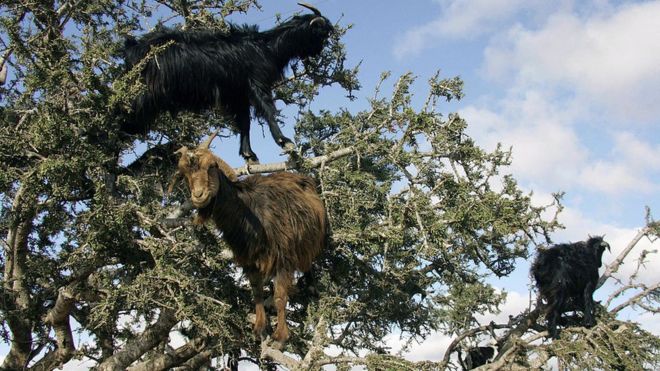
left=121, top=7, right=333, bottom=162
left=531, top=236, right=610, bottom=338
left=463, top=346, right=496, bottom=370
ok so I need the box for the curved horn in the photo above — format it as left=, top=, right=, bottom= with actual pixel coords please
left=298, top=2, right=322, bottom=16
left=310, top=17, right=327, bottom=26
left=198, top=130, right=220, bottom=149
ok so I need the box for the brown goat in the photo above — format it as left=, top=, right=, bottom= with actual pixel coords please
left=171, top=133, right=328, bottom=343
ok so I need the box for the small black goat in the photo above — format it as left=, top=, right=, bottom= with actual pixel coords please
left=531, top=236, right=610, bottom=338
left=461, top=346, right=497, bottom=370
left=170, top=132, right=329, bottom=343
left=121, top=3, right=334, bottom=163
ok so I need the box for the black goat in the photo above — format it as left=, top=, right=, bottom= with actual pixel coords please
left=531, top=236, right=610, bottom=338
left=461, top=346, right=497, bottom=370
left=121, top=3, right=334, bottom=163
left=170, top=132, right=329, bottom=343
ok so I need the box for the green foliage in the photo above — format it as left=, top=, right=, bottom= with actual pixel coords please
left=0, top=1, right=656, bottom=370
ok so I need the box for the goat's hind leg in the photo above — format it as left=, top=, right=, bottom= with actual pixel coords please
left=272, top=271, right=293, bottom=343
left=236, top=110, right=260, bottom=164
left=247, top=272, right=267, bottom=339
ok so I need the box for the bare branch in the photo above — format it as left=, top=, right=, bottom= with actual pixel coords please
left=598, top=225, right=650, bottom=289
left=126, top=337, right=206, bottom=371
left=234, top=146, right=355, bottom=176
left=609, top=282, right=660, bottom=314
left=97, top=309, right=178, bottom=371
left=28, top=287, right=76, bottom=371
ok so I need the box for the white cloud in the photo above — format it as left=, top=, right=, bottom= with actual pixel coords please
left=483, top=1, right=660, bottom=121
left=393, top=0, right=544, bottom=58
left=462, top=90, right=588, bottom=192
left=462, top=90, right=659, bottom=196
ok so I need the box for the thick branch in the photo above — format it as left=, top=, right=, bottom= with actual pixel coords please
left=2, top=182, right=37, bottom=370
left=260, top=341, right=300, bottom=369
left=29, top=287, right=77, bottom=371
left=97, top=309, right=178, bottom=371
left=126, top=337, right=206, bottom=371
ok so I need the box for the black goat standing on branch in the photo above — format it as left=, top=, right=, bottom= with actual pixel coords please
left=531, top=236, right=610, bottom=338
left=121, top=3, right=334, bottom=163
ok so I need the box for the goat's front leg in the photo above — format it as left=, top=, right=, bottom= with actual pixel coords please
left=582, top=281, right=596, bottom=327
left=250, top=86, right=294, bottom=152
left=272, top=271, right=293, bottom=343
left=247, top=272, right=266, bottom=338
left=547, top=291, right=565, bottom=339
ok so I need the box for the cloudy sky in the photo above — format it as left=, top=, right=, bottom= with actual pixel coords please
left=6, top=0, right=658, bottom=368
left=233, top=0, right=660, bottom=361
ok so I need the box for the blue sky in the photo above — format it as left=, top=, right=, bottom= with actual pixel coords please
left=3, top=0, right=658, bottom=367
left=224, top=0, right=660, bottom=360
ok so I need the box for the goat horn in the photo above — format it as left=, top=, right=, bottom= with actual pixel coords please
left=298, top=2, right=322, bottom=16
left=199, top=130, right=220, bottom=150
left=310, top=17, right=326, bottom=27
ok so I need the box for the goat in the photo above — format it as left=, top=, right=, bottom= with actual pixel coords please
left=461, top=345, right=497, bottom=370
left=121, top=3, right=334, bottom=163
left=531, top=236, right=610, bottom=339
left=170, top=132, right=329, bottom=343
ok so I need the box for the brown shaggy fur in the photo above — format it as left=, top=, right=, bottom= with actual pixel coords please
left=172, top=133, right=328, bottom=343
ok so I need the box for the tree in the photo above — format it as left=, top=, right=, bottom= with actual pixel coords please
left=0, top=1, right=658, bottom=370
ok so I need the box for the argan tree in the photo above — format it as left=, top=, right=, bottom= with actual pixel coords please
left=1, top=1, right=658, bottom=370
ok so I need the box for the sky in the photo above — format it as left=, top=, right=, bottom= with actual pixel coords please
left=223, top=0, right=660, bottom=364
left=3, top=0, right=659, bottom=368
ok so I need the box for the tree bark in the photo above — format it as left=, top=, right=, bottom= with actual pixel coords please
left=96, top=309, right=178, bottom=371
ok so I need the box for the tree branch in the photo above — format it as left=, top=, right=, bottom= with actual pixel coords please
left=234, top=146, right=354, bottom=176
left=598, top=226, right=650, bottom=289
left=126, top=337, right=206, bottom=371
left=97, top=309, right=178, bottom=371
left=609, top=282, right=660, bottom=314
left=28, top=287, right=77, bottom=371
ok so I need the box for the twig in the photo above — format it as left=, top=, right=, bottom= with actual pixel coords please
left=609, top=283, right=660, bottom=314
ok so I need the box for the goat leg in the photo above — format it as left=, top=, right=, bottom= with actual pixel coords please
left=248, top=272, right=267, bottom=338
left=547, top=290, right=565, bottom=339
left=250, top=85, right=295, bottom=153
left=582, top=281, right=596, bottom=327
left=271, top=271, right=292, bottom=343
left=236, top=111, right=260, bottom=164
